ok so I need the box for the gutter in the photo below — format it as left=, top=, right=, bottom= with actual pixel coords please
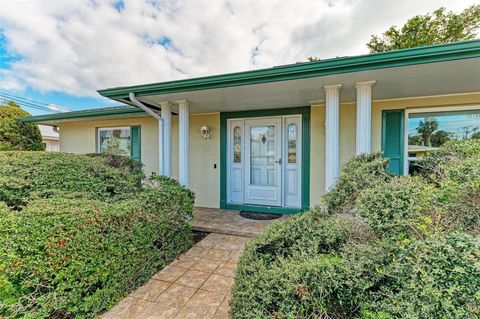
left=128, top=92, right=164, bottom=176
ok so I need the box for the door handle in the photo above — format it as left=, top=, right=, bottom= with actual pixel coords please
left=275, top=158, right=282, bottom=165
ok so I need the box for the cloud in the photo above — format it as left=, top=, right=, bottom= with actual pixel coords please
left=0, top=0, right=477, bottom=97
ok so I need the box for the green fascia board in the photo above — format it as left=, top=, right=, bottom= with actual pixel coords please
left=220, top=106, right=311, bottom=213
left=20, top=106, right=146, bottom=123
left=98, top=40, right=480, bottom=99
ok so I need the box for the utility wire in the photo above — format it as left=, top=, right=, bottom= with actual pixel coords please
left=0, top=91, right=68, bottom=113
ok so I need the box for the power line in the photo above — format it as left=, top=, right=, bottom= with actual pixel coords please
left=0, top=92, right=65, bottom=113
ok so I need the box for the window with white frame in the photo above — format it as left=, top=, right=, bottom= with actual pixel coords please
left=407, top=107, right=480, bottom=174
left=97, top=127, right=131, bottom=156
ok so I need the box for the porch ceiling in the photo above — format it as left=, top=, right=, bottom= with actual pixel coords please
left=127, top=58, right=479, bottom=114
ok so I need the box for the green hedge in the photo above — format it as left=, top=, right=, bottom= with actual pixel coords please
left=322, top=153, right=391, bottom=214
left=0, top=176, right=193, bottom=318
left=0, top=152, right=142, bottom=209
left=231, top=140, right=480, bottom=318
left=0, top=152, right=194, bottom=318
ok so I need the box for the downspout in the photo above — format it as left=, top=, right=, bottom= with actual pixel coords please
left=129, top=92, right=164, bottom=175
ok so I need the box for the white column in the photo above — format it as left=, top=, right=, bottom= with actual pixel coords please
left=158, top=119, right=164, bottom=176
left=324, top=84, right=342, bottom=190
left=160, top=101, right=172, bottom=177
left=177, top=100, right=189, bottom=187
left=355, top=81, right=376, bottom=155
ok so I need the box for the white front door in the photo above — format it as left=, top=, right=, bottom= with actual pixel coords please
left=227, top=115, right=302, bottom=208
left=244, top=118, right=282, bottom=206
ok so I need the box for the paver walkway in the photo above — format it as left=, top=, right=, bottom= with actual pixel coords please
left=100, top=233, right=249, bottom=319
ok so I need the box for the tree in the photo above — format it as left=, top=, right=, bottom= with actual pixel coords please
left=0, top=101, right=44, bottom=151
left=430, top=130, right=451, bottom=147
left=367, top=5, right=480, bottom=53
left=416, top=117, right=438, bottom=147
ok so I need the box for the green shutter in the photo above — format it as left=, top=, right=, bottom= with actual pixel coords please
left=381, top=110, right=404, bottom=175
left=130, top=125, right=141, bottom=161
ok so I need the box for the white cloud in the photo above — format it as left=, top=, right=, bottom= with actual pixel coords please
left=0, top=0, right=477, bottom=97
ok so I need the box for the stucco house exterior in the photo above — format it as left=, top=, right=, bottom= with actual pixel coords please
left=21, top=40, right=480, bottom=213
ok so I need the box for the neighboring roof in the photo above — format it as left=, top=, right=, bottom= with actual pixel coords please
left=38, top=124, right=59, bottom=138
left=20, top=105, right=146, bottom=123
left=98, top=40, right=480, bottom=100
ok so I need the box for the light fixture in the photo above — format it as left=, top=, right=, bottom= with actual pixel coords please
left=200, top=125, right=210, bottom=139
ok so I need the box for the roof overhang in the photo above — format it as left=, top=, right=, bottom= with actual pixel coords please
left=22, top=40, right=480, bottom=123
left=97, top=40, right=480, bottom=114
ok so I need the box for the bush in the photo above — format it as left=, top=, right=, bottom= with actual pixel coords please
left=0, top=101, right=44, bottom=151
left=232, top=140, right=480, bottom=319
left=0, top=152, right=142, bottom=209
left=357, top=176, right=433, bottom=237
left=0, top=180, right=193, bottom=318
left=363, top=233, right=480, bottom=318
left=322, top=153, right=391, bottom=214
left=86, top=153, right=145, bottom=183
left=231, top=210, right=376, bottom=318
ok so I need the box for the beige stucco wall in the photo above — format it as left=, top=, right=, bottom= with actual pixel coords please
left=59, top=113, right=220, bottom=208
left=309, top=93, right=480, bottom=206
left=59, top=93, right=480, bottom=209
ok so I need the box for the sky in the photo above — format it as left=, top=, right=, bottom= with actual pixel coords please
left=0, top=0, right=478, bottom=115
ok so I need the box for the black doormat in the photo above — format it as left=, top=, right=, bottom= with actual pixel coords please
left=239, top=211, right=283, bottom=220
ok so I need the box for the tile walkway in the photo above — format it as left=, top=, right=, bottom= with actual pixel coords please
left=192, top=207, right=284, bottom=237
left=100, top=233, right=249, bottom=319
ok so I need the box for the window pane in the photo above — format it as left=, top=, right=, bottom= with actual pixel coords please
left=233, top=126, right=241, bottom=163
left=250, top=125, right=275, bottom=186
left=99, top=128, right=131, bottom=156
left=407, top=109, right=480, bottom=158
left=288, top=123, right=297, bottom=163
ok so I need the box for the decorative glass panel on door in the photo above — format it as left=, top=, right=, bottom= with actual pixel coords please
left=287, top=123, right=297, bottom=163
left=250, top=125, right=276, bottom=186
left=233, top=126, right=241, bottom=163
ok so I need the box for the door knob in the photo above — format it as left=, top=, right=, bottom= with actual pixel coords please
left=275, top=158, right=282, bottom=165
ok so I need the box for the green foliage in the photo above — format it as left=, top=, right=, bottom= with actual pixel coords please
left=0, top=152, right=142, bottom=209
left=363, top=233, right=480, bottom=318
left=0, top=101, right=44, bottom=151
left=86, top=153, right=145, bottom=183
left=357, top=176, right=433, bottom=237
left=367, top=5, right=480, bottom=53
left=231, top=210, right=376, bottom=318
left=0, top=152, right=194, bottom=318
left=322, top=152, right=391, bottom=214
left=232, top=140, right=480, bottom=318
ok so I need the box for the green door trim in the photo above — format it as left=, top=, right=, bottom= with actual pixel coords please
left=220, top=106, right=311, bottom=214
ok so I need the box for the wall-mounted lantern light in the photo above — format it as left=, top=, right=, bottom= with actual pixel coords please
left=200, top=125, right=210, bottom=139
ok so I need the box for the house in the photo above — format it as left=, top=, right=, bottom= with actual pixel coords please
left=21, top=40, right=480, bottom=214
left=38, top=124, right=59, bottom=151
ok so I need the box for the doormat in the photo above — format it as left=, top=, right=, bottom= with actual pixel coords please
left=239, top=211, right=282, bottom=220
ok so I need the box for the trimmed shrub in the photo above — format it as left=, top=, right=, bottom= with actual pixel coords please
left=231, top=210, right=376, bottom=318
left=322, top=153, right=391, bottom=214
left=0, top=152, right=141, bottom=209
left=0, top=102, right=44, bottom=151
left=232, top=140, right=480, bottom=319
left=363, top=233, right=480, bottom=319
left=86, top=153, right=145, bottom=183
left=0, top=180, right=193, bottom=318
left=357, top=176, right=434, bottom=237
